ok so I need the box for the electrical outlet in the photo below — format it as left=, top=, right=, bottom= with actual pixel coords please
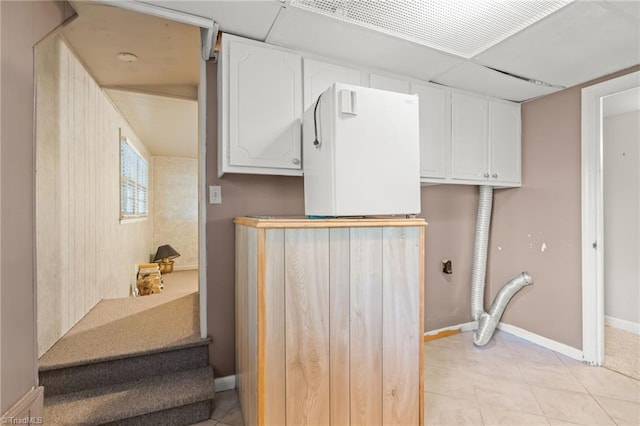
left=209, top=185, right=222, bottom=204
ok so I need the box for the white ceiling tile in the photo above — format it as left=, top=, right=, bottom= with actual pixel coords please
left=266, top=6, right=462, bottom=82
left=141, top=0, right=284, bottom=40
left=475, top=1, right=640, bottom=88
left=605, top=0, right=640, bottom=21
left=433, top=62, right=561, bottom=102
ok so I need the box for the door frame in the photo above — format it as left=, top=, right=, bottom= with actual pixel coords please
left=581, top=71, right=640, bottom=365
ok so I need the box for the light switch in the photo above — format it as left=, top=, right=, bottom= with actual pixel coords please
left=209, top=185, right=222, bottom=204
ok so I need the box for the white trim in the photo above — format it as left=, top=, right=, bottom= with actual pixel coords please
left=94, top=0, right=214, bottom=29
left=604, top=315, right=640, bottom=335
left=214, top=375, right=236, bottom=392
left=173, top=264, right=199, bottom=272
left=424, top=321, right=477, bottom=336
left=2, top=386, right=44, bottom=419
left=581, top=71, right=640, bottom=366
left=498, top=323, right=584, bottom=361
left=198, top=58, right=208, bottom=340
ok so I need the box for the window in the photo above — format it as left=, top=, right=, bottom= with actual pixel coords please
left=120, top=137, right=148, bottom=219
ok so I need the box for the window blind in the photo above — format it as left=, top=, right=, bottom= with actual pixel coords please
left=120, top=138, right=148, bottom=218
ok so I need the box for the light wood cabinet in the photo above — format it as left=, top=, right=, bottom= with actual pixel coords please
left=218, top=33, right=303, bottom=176
left=235, top=217, right=425, bottom=426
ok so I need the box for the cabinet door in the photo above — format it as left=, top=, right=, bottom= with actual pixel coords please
left=451, top=92, right=488, bottom=181
left=489, top=100, right=521, bottom=185
left=369, top=73, right=410, bottom=94
left=412, top=82, right=449, bottom=179
left=228, top=40, right=302, bottom=170
left=303, top=58, right=362, bottom=111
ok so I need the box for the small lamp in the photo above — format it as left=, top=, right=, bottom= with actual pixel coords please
left=153, top=244, right=180, bottom=274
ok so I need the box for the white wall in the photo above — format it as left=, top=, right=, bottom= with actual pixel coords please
left=603, top=110, right=640, bottom=325
left=152, top=156, right=198, bottom=270
left=35, top=34, right=153, bottom=356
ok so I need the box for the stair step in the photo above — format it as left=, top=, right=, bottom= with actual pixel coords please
left=40, top=340, right=209, bottom=396
left=44, top=366, right=215, bottom=425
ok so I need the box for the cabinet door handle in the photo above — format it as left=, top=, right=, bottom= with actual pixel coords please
left=484, top=173, right=490, bottom=178
left=492, top=173, right=498, bottom=178
left=292, top=158, right=300, bottom=165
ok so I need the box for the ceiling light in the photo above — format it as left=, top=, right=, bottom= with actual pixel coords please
left=116, top=52, right=138, bottom=62
left=290, top=0, right=574, bottom=58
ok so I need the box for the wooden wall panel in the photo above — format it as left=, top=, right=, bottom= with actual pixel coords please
left=329, top=228, right=350, bottom=425
left=349, top=227, right=383, bottom=425
left=263, top=229, right=286, bottom=425
left=35, top=35, right=153, bottom=356
left=235, top=225, right=258, bottom=426
left=382, top=227, right=421, bottom=425
left=285, top=228, right=330, bottom=425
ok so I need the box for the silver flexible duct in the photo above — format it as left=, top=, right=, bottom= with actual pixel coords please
left=470, top=185, right=533, bottom=347
left=473, top=272, right=533, bottom=346
left=471, top=186, right=494, bottom=321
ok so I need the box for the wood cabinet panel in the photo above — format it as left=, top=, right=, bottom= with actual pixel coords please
left=235, top=218, right=425, bottom=425
left=235, top=225, right=258, bottom=426
left=349, top=228, right=383, bottom=425
left=263, top=229, right=286, bottom=425
left=329, top=228, right=351, bottom=425
left=382, top=227, right=421, bottom=425
left=285, top=229, right=330, bottom=425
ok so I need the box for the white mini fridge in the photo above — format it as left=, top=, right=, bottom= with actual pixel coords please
left=303, top=83, right=421, bottom=216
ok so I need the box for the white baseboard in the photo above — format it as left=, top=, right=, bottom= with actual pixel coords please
left=604, top=315, right=640, bottom=335
left=424, top=321, right=477, bottom=336
left=214, top=375, right=236, bottom=392
left=2, top=386, right=44, bottom=421
left=497, top=322, right=583, bottom=361
left=174, top=265, right=198, bottom=272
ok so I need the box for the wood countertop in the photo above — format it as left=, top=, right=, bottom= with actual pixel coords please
left=234, top=216, right=427, bottom=229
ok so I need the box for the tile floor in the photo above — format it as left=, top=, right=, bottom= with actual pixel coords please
left=199, top=330, right=640, bottom=425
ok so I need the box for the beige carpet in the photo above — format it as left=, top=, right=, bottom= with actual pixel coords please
left=40, top=271, right=201, bottom=369
left=604, top=324, right=640, bottom=380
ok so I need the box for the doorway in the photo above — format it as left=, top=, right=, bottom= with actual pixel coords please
left=581, top=71, right=640, bottom=371
left=601, top=88, right=640, bottom=379
left=34, top=3, right=207, bottom=359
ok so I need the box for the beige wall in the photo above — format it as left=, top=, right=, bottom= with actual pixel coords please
left=152, top=156, right=198, bottom=269
left=489, top=66, right=640, bottom=350
left=35, top=33, right=154, bottom=356
left=207, top=61, right=640, bottom=376
left=1, top=0, right=72, bottom=414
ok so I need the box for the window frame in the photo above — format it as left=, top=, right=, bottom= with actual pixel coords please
left=119, top=135, right=149, bottom=221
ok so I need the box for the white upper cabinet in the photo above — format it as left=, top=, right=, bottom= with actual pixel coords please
left=451, top=92, right=489, bottom=181
left=489, top=101, right=521, bottom=185
left=369, top=73, right=410, bottom=94
left=217, top=33, right=521, bottom=185
left=303, top=58, right=362, bottom=111
left=412, top=82, right=449, bottom=180
left=450, top=92, right=521, bottom=186
left=219, top=34, right=303, bottom=176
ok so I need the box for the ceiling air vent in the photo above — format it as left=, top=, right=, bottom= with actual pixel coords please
left=289, top=0, right=573, bottom=59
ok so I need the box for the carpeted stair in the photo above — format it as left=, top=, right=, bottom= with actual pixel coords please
left=39, top=292, right=215, bottom=425
left=40, top=339, right=214, bottom=425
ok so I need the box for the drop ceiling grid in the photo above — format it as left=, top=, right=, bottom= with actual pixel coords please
left=290, top=0, right=572, bottom=58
